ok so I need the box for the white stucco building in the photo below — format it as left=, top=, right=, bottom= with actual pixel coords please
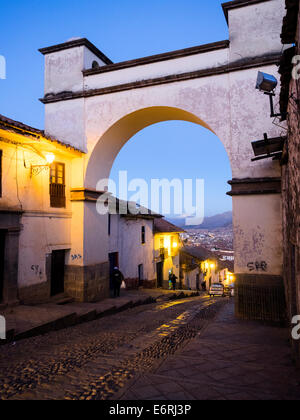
left=108, top=202, right=159, bottom=289
left=0, top=114, right=84, bottom=305
left=108, top=204, right=185, bottom=291
left=153, top=218, right=183, bottom=289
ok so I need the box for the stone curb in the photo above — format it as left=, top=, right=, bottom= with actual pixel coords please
left=0, top=291, right=199, bottom=345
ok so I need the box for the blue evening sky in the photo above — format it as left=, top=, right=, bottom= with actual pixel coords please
left=0, top=0, right=232, bottom=217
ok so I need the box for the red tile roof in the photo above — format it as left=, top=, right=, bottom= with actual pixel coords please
left=181, top=246, right=215, bottom=261
left=154, top=218, right=185, bottom=233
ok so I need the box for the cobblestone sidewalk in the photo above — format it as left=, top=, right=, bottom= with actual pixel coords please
left=120, top=302, right=300, bottom=400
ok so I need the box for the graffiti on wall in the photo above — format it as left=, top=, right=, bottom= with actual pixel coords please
left=71, top=254, right=82, bottom=261
left=31, top=265, right=43, bottom=279
left=247, top=261, right=268, bottom=272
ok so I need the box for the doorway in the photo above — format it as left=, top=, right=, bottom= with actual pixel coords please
left=157, top=262, right=163, bottom=288
left=51, top=250, right=66, bottom=296
left=109, top=252, right=119, bottom=290
left=138, top=264, right=144, bottom=287
left=0, top=230, right=6, bottom=303
left=196, top=274, right=200, bottom=291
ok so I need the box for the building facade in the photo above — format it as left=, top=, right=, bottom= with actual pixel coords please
left=0, top=114, right=83, bottom=305
left=153, top=218, right=183, bottom=289
left=180, top=246, right=224, bottom=291
left=280, top=0, right=300, bottom=360
left=38, top=0, right=287, bottom=320
left=108, top=205, right=159, bottom=290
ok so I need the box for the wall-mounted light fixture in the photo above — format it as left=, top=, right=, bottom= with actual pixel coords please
left=31, top=153, right=55, bottom=176
left=45, top=153, right=55, bottom=164
left=251, top=133, right=286, bottom=162
left=256, top=71, right=278, bottom=93
left=256, top=71, right=282, bottom=118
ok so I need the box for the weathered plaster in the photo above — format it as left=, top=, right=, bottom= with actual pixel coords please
left=41, top=0, right=286, bottom=279
left=228, top=0, right=286, bottom=61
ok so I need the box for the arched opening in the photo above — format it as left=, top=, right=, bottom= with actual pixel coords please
left=83, top=106, right=233, bottom=295
left=109, top=121, right=232, bottom=220
left=85, top=106, right=231, bottom=188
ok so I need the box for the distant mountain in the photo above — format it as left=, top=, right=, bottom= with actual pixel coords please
left=167, top=211, right=233, bottom=230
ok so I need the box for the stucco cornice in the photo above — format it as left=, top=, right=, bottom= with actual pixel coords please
left=39, top=38, right=113, bottom=65
left=70, top=188, right=106, bottom=202
left=222, top=0, right=273, bottom=24
left=40, top=53, right=281, bottom=104
left=83, top=40, right=230, bottom=77
left=227, top=177, right=282, bottom=196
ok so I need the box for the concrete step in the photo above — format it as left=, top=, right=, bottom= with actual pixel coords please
left=48, top=293, right=75, bottom=305
left=13, top=312, right=77, bottom=341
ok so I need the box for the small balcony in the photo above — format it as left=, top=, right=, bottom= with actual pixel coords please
left=50, top=183, right=66, bottom=208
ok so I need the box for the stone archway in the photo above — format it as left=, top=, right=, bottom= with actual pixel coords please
left=40, top=0, right=286, bottom=319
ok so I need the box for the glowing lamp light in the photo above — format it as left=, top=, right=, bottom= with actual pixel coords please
left=173, top=242, right=178, bottom=248
left=210, top=264, right=215, bottom=269
left=45, top=153, right=55, bottom=164
left=30, top=152, right=56, bottom=177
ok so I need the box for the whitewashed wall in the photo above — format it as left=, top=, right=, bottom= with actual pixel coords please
left=41, top=0, right=286, bottom=279
left=109, top=215, right=156, bottom=284
left=0, top=139, right=73, bottom=291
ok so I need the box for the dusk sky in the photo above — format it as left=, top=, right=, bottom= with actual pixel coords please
left=0, top=0, right=232, bottom=217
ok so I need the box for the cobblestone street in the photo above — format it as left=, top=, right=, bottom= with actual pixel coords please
left=121, top=302, right=300, bottom=401
left=0, top=295, right=224, bottom=400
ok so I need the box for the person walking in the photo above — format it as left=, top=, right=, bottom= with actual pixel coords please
left=168, top=271, right=173, bottom=290
left=171, top=273, right=178, bottom=291
left=112, top=266, right=124, bottom=298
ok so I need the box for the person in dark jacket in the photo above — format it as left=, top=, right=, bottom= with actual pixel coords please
left=171, top=274, right=178, bottom=291
left=112, top=266, right=124, bottom=298
left=168, top=272, right=173, bottom=290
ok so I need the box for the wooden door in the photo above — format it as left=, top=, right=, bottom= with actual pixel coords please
left=157, top=262, right=163, bottom=288
left=51, top=250, right=65, bottom=296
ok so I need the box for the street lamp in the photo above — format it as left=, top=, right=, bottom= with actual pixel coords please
left=45, top=153, right=55, bottom=164
left=256, top=71, right=282, bottom=118
left=31, top=153, right=55, bottom=176
left=256, top=71, right=278, bottom=93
